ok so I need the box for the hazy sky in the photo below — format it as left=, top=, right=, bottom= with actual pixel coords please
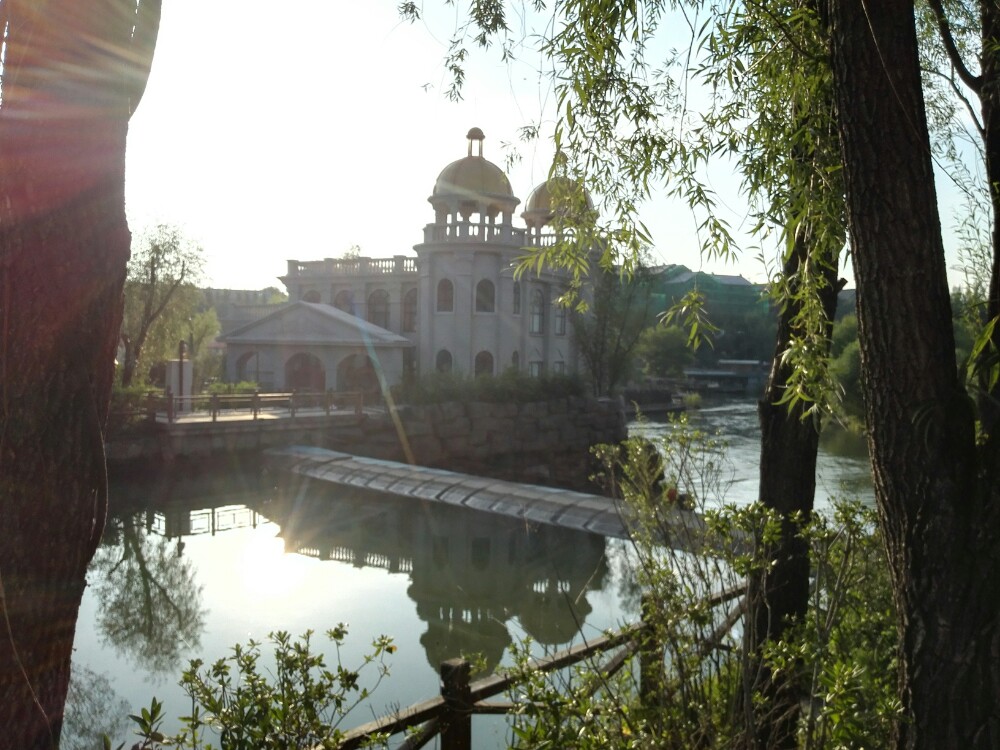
left=124, top=1, right=969, bottom=291
left=123, top=1, right=764, bottom=290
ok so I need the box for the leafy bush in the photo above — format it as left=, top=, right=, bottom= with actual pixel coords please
left=391, top=369, right=585, bottom=405
left=106, top=383, right=162, bottom=436
left=205, top=381, right=260, bottom=396
left=505, top=420, right=898, bottom=749
left=124, top=627, right=393, bottom=750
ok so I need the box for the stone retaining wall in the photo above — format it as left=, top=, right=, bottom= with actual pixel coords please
left=328, top=396, right=627, bottom=492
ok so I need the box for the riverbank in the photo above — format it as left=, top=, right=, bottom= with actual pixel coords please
left=106, top=395, right=628, bottom=493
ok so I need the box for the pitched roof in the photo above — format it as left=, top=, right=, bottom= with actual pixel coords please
left=218, top=301, right=412, bottom=348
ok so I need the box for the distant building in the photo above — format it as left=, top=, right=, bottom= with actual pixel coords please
left=650, top=264, right=770, bottom=318
left=227, top=128, right=593, bottom=391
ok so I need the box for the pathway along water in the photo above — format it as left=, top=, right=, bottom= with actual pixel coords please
left=66, top=398, right=871, bottom=748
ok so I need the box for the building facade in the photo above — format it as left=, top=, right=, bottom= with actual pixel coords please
left=279, top=128, right=589, bottom=381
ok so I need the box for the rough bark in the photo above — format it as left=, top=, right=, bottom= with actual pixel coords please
left=824, top=1, right=1000, bottom=747
left=978, top=0, right=1000, bottom=440
left=0, top=2, right=160, bottom=747
left=744, top=218, right=842, bottom=750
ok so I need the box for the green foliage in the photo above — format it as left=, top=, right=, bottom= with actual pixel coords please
left=391, top=369, right=585, bottom=405
left=829, top=314, right=857, bottom=359
left=635, top=324, right=694, bottom=377
left=126, top=628, right=393, bottom=749
left=573, top=264, right=657, bottom=395
left=830, top=340, right=862, bottom=421
left=205, top=381, right=260, bottom=396
left=506, top=422, right=897, bottom=749
left=120, top=223, right=207, bottom=387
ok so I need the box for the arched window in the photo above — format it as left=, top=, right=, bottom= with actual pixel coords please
left=554, top=302, right=567, bottom=335
left=333, top=289, right=354, bottom=314
left=474, top=350, right=494, bottom=377
left=513, top=282, right=521, bottom=315
left=530, top=289, right=545, bottom=334
left=436, top=349, right=453, bottom=373
left=436, top=279, right=454, bottom=312
left=302, top=289, right=321, bottom=303
left=402, top=288, right=418, bottom=332
left=367, top=289, right=390, bottom=329
left=475, top=280, right=495, bottom=313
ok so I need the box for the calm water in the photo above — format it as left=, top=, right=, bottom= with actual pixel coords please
left=66, top=469, right=638, bottom=748
left=632, top=399, right=874, bottom=508
left=66, top=398, right=871, bottom=748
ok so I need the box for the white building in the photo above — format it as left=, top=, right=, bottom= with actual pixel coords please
left=223, top=128, right=592, bottom=391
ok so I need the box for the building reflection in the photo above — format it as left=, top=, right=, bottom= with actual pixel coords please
left=104, top=465, right=611, bottom=675
left=271, top=480, right=609, bottom=672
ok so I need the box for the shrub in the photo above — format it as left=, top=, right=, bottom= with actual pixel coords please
left=391, top=369, right=585, bottom=405
left=205, top=381, right=260, bottom=396
left=124, top=627, right=393, bottom=750
left=505, top=421, right=898, bottom=749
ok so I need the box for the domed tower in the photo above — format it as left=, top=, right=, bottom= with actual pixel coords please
left=414, top=128, right=528, bottom=379
left=424, top=127, right=521, bottom=241
left=521, top=154, right=596, bottom=245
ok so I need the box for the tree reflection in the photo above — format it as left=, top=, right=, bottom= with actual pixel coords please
left=61, top=665, right=130, bottom=750
left=90, top=513, right=207, bottom=676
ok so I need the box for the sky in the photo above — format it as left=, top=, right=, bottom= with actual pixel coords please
left=124, top=1, right=970, bottom=292
left=123, top=0, right=772, bottom=291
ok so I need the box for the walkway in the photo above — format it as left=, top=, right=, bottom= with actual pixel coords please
left=265, top=446, right=708, bottom=546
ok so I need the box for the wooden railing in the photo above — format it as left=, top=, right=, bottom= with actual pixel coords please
left=337, top=585, right=745, bottom=750
left=138, top=390, right=366, bottom=423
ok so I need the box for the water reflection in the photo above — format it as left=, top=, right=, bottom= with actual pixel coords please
left=90, top=513, right=207, bottom=677
left=62, top=665, right=131, bottom=750
left=270, top=481, right=610, bottom=671
left=75, top=464, right=627, bottom=747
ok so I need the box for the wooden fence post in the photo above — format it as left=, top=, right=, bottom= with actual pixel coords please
left=252, top=389, right=260, bottom=420
left=146, top=391, right=156, bottom=423
left=211, top=393, right=219, bottom=422
left=639, top=594, right=664, bottom=709
left=440, top=658, right=472, bottom=750
left=166, top=387, right=175, bottom=423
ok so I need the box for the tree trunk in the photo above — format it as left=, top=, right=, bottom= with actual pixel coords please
left=744, top=211, right=842, bottom=750
left=978, top=0, right=1000, bottom=441
left=825, top=2, right=1000, bottom=747
left=0, top=3, right=160, bottom=746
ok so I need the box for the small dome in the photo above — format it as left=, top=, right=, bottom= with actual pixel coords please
left=432, top=127, right=516, bottom=202
left=522, top=173, right=595, bottom=229
left=523, top=177, right=595, bottom=215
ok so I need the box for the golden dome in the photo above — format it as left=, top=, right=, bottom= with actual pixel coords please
left=432, top=128, right=516, bottom=202
left=522, top=174, right=595, bottom=229
left=523, top=176, right=595, bottom=215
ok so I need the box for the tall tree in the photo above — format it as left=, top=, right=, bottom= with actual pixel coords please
left=0, top=2, right=161, bottom=747
left=120, top=224, right=205, bottom=387
left=824, top=1, right=1000, bottom=746
left=572, top=264, right=656, bottom=396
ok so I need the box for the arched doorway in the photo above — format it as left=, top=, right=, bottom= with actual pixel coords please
left=436, top=349, right=453, bottom=373
left=474, top=350, right=494, bottom=377
left=337, top=353, right=379, bottom=397
left=285, top=352, right=325, bottom=392
left=235, top=351, right=259, bottom=383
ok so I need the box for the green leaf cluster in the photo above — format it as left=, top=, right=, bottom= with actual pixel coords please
left=124, top=628, right=394, bottom=749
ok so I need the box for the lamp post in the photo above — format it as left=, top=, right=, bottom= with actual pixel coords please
left=178, top=339, right=187, bottom=413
